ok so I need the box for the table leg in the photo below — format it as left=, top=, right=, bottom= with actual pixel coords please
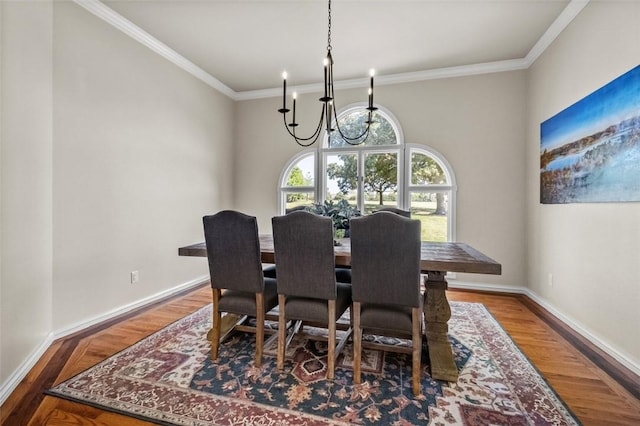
left=423, top=271, right=458, bottom=382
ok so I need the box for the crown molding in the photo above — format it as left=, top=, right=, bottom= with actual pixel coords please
left=72, top=0, right=236, bottom=99
left=235, top=59, right=530, bottom=101
left=73, top=0, right=589, bottom=102
left=524, top=0, right=590, bottom=66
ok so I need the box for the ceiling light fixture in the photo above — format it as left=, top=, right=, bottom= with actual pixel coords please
left=278, top=0, right=377, bottom=147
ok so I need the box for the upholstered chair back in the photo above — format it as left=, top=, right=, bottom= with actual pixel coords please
left=374, top=207, right=411, bottom=218
left=350, top=212, right=421, bottom=307
left=272, top=210, right=337, bottom=300
left=203, top=210, right=264, bottom=293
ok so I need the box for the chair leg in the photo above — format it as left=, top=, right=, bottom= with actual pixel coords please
left=255, top=292, right=264, bottom=368
left=277, top=294, right=286, bottom=371
left=412, top=307, right=422, bottom=396
left=353, top=302, right=362, bottom=385
left=327, top=300, right=337, bottom=380
left=211, top=288, right=222, bottom=360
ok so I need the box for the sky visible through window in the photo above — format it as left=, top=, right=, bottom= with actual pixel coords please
left=291, top=154, right=341, bottom=194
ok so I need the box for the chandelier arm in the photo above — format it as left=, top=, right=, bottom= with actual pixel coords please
left=278, top=0, right=375, bottom=148
left=327, top=70, right=370, bottom=145
left=282, top=106, right=326, bottom=147
left=335, top=120, right=371, bottom=141
left=331, top=103, right=371, bottom=145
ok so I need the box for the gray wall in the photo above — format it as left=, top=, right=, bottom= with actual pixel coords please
left=2, top=0, right=638, bottom=402
left=526, top=1, right=640, bottom=371
left=1, top=0, right=54, bottom=389
left=235, top=72, right=528, bottom=289
left=234, top=0, right=640, bottom=373
left=0, top=1, right=234, bottom=390
left=51, top=2, right=233, bottom=330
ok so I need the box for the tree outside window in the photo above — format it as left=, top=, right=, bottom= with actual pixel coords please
left=279, top=105, right=456, bottom=242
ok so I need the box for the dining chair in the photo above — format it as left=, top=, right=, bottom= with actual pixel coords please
left=271, top=210, right=352, bottom=380
left=336, top=207, right=412, bottom=284
left=350, top=211, right=423, bottom=395
left=262, top=206, right=311, bottom=279
left=374, top=207, right=411, bottom=217
left=203, top=210, right=278, bottom=368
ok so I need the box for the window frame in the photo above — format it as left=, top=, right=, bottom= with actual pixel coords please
left=405, top=144, right=458, bottom=242
left=278, top=104, right=457, bottom=242
left=277, top=151, right=317, bottom=213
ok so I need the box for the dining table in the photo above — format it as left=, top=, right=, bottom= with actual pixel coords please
left=179, top=235, right=501, bottom=382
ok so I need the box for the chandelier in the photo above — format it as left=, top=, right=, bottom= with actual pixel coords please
left=278, top=0, right=377, bottom=147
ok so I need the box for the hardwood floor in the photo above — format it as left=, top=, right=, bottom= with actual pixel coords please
left=2, top=284, right=639, bottom=425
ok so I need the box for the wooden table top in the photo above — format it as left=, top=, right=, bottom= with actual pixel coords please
left=179, top=235, right=501, bottom=275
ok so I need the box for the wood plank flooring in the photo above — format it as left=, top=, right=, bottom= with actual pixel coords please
left=2, top=284, right=639, bottom=425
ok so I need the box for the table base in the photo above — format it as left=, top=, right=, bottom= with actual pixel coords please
left=423, top=271, right=458, bottom=382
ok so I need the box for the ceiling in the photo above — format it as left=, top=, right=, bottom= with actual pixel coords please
left=85, top=0, right=585, bottom=98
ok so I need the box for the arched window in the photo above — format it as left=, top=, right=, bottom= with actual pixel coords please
left=279, top=104, right=456, bottom=242
left=278, top=151, right=316, bottom=213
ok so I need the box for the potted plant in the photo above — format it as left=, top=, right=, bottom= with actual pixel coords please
left=307, top=199, right=361, bottom=243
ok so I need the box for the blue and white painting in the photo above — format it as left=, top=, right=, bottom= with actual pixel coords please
left=540, top=65, right=640, bottom=204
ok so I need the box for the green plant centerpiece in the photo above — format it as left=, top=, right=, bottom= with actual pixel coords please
left=306, top=200, right=361, bottom=245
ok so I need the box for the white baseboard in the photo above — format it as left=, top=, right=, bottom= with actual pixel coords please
left=3, top=277, right=636, bottom=407
left=448, top=280, right=640, bottom=377
left=0, top=275, right=209, bottom=406
left=52, top=275, right=209, bottom=340
left=0, top=332, right=54, bottom=407
left=447, top=279, right=527, bottom=295
left=522, top=287, right=640, bottom=377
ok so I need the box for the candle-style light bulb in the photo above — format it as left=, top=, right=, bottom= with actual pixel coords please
left=369, top=69, right=375, bottom=109
left=283, top=72, right=289, bottom=110
left=292, top=92, right=297, bottom=124
left=323, top=58, right=329, bottom=99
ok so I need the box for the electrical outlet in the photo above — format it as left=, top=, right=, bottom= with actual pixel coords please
left=548, top=273, right=553, bottom=287
left=131, top=270, right=139, bottom=284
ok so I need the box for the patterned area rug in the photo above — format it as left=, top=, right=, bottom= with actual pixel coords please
left=47, top=302, right=580, bottom=425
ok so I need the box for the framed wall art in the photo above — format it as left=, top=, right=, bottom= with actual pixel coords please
left=540, top=65, right=640, bottom=204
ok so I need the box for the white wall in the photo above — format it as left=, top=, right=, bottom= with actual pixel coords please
left=0, top=0, right=3, bottom=391
left=235, top=71, right=528, bottom=288
left=0, top=0, right=54, bottom=388
left=1, top=0, right=234, bottom=397
left=2, top=0, right=638, bottom=404
left=51, top=2, right=233, bottom=329
left=527, top=1, right=640, bottom=371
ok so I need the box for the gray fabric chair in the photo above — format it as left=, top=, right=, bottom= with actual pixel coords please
left=350, top=211, right=423, bottom=395
left=336, top=207, right=412, bottom=284
left=203, top=210, right=278, bottom=368
left=262, top=206, right=312, bottom=279
left=375, top=207, right=411, bottom=217
left=272, top=210, right=352, bottom=380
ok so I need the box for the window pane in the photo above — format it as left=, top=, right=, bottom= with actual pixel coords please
left=284, top=192, right=315, bottom=213
left=284, top=155, right=314, bottom=187
left=329, top=111, right=398, bottom=148
left=363, top=152, right=398, bottom=214
left=326, top=153, right=358, bottom=207
left=410, top=192, right=449, bottom=242
left=411, top=152, right=447, bottom=185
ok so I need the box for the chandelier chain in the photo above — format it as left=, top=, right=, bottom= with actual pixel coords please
left=327, top=0, right=332, bottom=51
left=278, top=0, right=375, bottom=147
